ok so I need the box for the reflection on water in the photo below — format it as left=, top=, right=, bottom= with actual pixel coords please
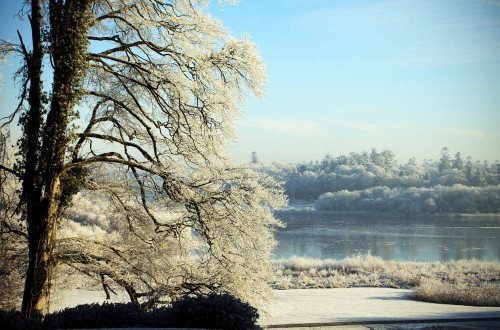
left=273, top=211, right=500, bottom=262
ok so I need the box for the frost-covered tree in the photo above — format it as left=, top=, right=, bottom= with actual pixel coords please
left=55, top=166, right=283, bottom=311
left=0, top=0, right=284, bottom=316
left=251, top=151, right=259, bottom=164
left=452, top=152, right=464, bottom=171
left=438, top=147, right=452, bottom=174
left=0, top=130, right=27, bottom=311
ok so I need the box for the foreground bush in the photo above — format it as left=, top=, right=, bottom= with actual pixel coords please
left=413, top=279, right=500, bottom=307
left=169, top=293, right=262, bottom=330
left=0, top=310, right=42, bottom=330
left=43, top=303, right=148, bottom=329
left=2, top=292, right=261, bottom=329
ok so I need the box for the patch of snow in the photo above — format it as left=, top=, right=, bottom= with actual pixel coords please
left=260, top=288, right=500, bottom=326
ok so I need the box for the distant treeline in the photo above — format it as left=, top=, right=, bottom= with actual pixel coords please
left=316, top=185, right=500, bottom=213
left=257, top=148, right=500, bottom=213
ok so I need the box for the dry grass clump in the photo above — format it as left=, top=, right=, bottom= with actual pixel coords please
left=413, top=279, right=500, bottom=307
left=271, top=253, right=500, bottom=306
left=272, top=254, right=400, bottom=289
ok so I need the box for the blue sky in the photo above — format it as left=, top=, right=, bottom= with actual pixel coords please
left=211, top=0, right=500, bottom=164
left=1, top=0, right=500, bottom=164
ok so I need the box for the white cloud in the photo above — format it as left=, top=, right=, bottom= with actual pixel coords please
left=337, top=109, right=379, bottom=114
left=444, top=127, right=486, bottom=139
left=331, top=119, right=381, bottom=133
left=295, top=0, right=500, bottom=66
left=294, top=1, right=406, bottom=29
left=243, top=119, right=327, bottom=137
left=400, top=43, right=500, bottom=67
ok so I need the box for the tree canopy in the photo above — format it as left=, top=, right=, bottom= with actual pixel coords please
left=0, top=0, right=284, bottom=316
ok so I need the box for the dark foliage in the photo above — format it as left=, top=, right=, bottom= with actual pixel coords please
left=169, top=293, right=262, bottom=330
left=43, top=303, right=147, bottom=329
left=59, top=165, right=89, bottom=207
left=0, top=310, right=42, bottom=330
left=139, top=306, right=174, bottom=328
left=1, top=292, right=261, bottom=329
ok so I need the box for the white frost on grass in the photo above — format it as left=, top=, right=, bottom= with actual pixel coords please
left=271, top=254, right=500, bottom=295
left=271, top=254, right=500, bottom=307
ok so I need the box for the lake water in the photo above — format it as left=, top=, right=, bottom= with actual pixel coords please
left=273, top=211, right=500, bottom=262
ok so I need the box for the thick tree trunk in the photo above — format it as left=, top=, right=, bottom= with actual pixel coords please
left=20, top=0, right=45, bottom=317
left=21, top=180, right=62, bottom=316
left=21, top=0, right=93, bottom=316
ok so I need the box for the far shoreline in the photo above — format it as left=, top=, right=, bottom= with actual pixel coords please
left=277, top=203, right=500, bottom=219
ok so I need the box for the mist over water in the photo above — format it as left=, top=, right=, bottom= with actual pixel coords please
left=273, top=211, right=500, bottom=262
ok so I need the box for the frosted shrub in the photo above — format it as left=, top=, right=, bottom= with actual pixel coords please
left=413, top=279, right=500, bottom=307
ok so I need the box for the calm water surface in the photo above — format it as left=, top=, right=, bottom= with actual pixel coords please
left=273, top=211, right=500, bottom=262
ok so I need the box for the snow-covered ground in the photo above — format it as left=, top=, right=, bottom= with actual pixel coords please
left=51, top=288, right=500, bottom=327
left=260, top=288, right=500, bottom=326
left=50, top=288, right=129, bottom=312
